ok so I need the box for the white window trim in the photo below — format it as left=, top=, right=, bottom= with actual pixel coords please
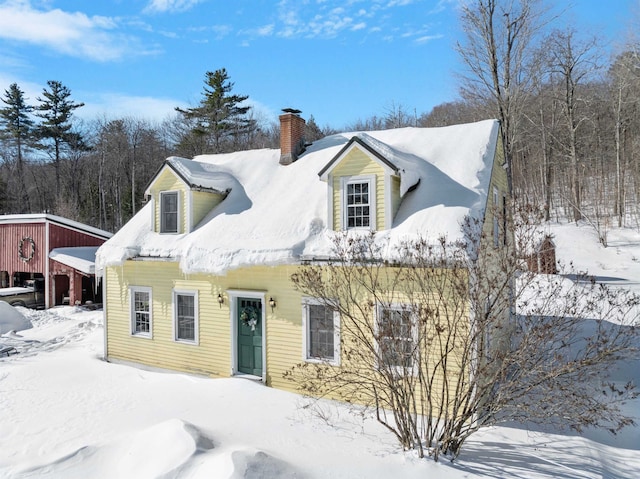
left=384, top=172, right=393, bottom=230
left=374, top=302, right=418, bottom=374
left=173, top=289, right=199, bottom=345
left=160, top=190, right=181, bottom=234
left=302, top=297, right=340, bottom=366
left=130, top=286, right=152, bottom=338
left=186, top=189, right=193, bottom=233
left=340, top=175, right=376, bottom=231
left=150, top=196, right=156, bottom=231
left=327, top=178, right=335, bottom=230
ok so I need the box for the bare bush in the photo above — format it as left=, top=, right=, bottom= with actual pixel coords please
left=285, top=213, right=639, bottom=461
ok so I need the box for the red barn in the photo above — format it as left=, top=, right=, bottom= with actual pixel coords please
left=0, top=214, right=112, bottom=308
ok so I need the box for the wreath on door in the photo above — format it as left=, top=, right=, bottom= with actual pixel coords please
left=18, top=237, right=35, bottom=262
left=240, top=306, right=260, bottom=331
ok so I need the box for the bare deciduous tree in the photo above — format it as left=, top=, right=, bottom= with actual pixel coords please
left=608, top=49, right=640, bottom=227
left=456, top=0, right=546, bottom=191
left=542, top=29, right=601, bottom=223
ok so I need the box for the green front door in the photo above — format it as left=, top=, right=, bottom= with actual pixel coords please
left=237, top=297, right=263, bottom=376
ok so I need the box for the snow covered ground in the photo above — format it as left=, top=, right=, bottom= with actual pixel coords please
left=0, top=222, right=639, bottom=478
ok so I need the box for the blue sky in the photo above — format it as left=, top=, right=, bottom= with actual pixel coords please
left=0, top=0, right=637, bottom=129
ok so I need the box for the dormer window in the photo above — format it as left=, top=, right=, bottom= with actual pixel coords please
left=160, top=191, right=179, bottom=234
left=341, top=176, right=376, bottom=230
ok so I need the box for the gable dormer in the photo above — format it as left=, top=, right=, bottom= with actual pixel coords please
left=318, top=136, right=404, bottom=231
left=146, top=158, right=230, bottom=234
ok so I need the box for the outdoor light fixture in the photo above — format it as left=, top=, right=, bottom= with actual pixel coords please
left=217, top=293, right=224, bottom=307
left=269, top=297, right=276, bottom=310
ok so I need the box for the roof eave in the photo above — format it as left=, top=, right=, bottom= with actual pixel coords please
left=144, top=160, right=228, bottom=196
left=318, top=136, right=399, bottom=180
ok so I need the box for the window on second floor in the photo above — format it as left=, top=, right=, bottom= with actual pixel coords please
left=160, top=191, right=179, bottom=234
left=341, top=176, right=375, bottom=230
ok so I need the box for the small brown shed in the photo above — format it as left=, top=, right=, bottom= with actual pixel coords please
left=526, top=234, right=558, bottom=274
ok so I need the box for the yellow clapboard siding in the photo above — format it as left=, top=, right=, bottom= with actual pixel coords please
left=105, top=261, right=305, bottom=384
left=148, top=168, right=188, bottom=233
left=330, top=146, right=388, bottom=231
left=192, top=190, right=224, bottom=227
left=391, top=175, right=401, bottom=220
left=105, top=125, right=508, bottom=412
left=104, top=255, right=471, bottom=405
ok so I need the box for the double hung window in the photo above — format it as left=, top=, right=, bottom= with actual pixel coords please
left=342, top=176, right=375, bottom=230
left=174, top=291, right=198, bottom=343
left=130, top=287, right=152, bottom=337
left=303, top=299, right=339, bottom=364
left=346, top=181, right=370, bottom=228
left=376, top=304, right=416, bottom=370
left=160, top=191, right=179, bottom=233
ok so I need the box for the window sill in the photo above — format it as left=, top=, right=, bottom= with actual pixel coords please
left=131, top=332, right=153, bottom=339
left=305, top=357, right=340, bottom=367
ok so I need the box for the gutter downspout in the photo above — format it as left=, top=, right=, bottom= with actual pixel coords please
left=102, top=270, right=108, bottom=361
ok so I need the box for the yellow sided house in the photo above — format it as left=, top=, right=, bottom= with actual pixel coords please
left=96, top=112, right=509, bottom=394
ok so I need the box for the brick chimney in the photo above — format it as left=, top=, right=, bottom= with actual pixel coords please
left=279, top=108, right=306, bottom=165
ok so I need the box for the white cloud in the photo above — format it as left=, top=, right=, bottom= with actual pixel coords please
left=78, top=93, right=182, bottom=122
left=428, top=0, right=458, bottom=15
left=270, top=0, right=439, bottom=41
left=243, top=98, right=278, bottom=124
left=0, top=53, right=29, bottom=71
left=0, top=74, right=180, bottom=123
left=280, top=9, right=300, bottom=27
left=0, top=0, right=139, bottom=62
left=76, top=93, right=280, bottom=126
left=386, top=0, right=416, bottom=6
left=274, top=1, right=366, bottom=39
left=0, top=74, right=43, bottom=103
left=188, top=24, right=233, bottom=40
left=415, top=33, right=444, bottom=44
left=240, top=24, right=274, bottom=37
left=143, top=0, right=203, bottom=14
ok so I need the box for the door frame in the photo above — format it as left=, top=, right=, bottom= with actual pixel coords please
left=227, top=289, right=266, bottom=381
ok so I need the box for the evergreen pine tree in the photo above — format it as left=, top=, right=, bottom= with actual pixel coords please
left=35, top=80, right=85, bottom=199
left=304, top=115, right=326, bottom=142
left=0, top=83, right=34, bottom=212
left=176, top=68, right=255, bottom=154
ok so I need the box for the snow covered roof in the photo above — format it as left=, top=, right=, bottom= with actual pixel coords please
left=96, top=119, right=500, bottom=276
left=50, top=247, right=100, bottom=275
left=145, top=157, right=234, bottom=195
left=0, top=214, right=112, bottom=239
left=318, top=135, right=400, bottom=178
